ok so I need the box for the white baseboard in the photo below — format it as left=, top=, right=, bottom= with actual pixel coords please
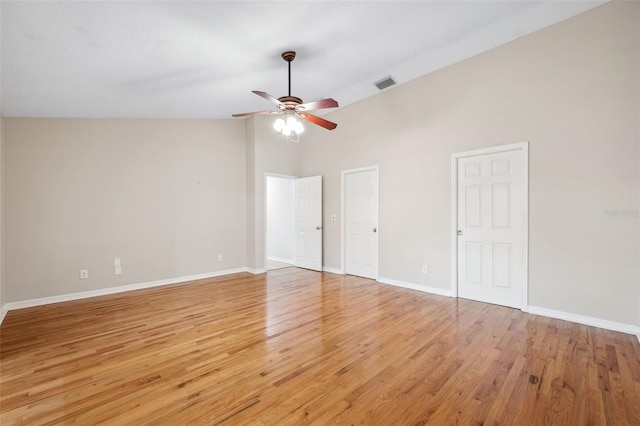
left=246, top=267, right=267, bottom=275
left=0, top=267, right=248, bottom=324
left=377, top=276, right=453, bottom=298
left=0, top=304, right=8, bottom=324
left=528, top=306, right=640, bottom=337
left=322, top=266, right=343, bottom=274
left=267, top=256, right=295, bottom=265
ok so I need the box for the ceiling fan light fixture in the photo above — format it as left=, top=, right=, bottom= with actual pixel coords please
left=273, top=117, right=285, bottom=132
left=273, top=114, right=304, bottom=139
left=287, top=115, right=304, bottom=134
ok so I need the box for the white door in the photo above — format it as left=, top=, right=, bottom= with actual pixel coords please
left=294, top=176, right=323, bottom=271
left=344, top=168, right=378, bottom=279
left=457, top=149, right=525, bottom=309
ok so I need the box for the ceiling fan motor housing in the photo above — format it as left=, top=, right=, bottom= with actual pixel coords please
left=278, top=95, right=303, bottom=109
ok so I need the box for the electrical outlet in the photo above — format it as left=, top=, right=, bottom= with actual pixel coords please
left=218, top=254, right=223, bottom=262
left=115, top=266, right=122, bottom=275
left=422, top=265, right=428, bottom=274
left=80, top=269, right=89, bottom=279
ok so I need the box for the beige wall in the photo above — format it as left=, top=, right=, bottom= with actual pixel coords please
left=4, top=118, right=246, bottom=302
left=245, top=118, right=256, bottom=269
left=300, top=1, right=640, bottom=325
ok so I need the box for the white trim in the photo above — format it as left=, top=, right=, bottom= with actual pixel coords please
left=341, top=165, right=379, bottom=280
left=453, top=142, right=529, bottom=159
left=0, top=268, right=248, bottom=318
left=521, top=142, right=529, bottom=313
left=246, top=267, right=267, bottom=275
left=322, top=266, right=343, bottom=274
left=451, top=141, right=529, bottom=312
left=265, top=172, right=298, bottom=180
left=267, top=256, right=295, bottom=265
left=637, top=332, right=640, bottom=345
left=0, top=305, right=8, bottom=324
left=340, top=172, right=345, bottom=274
left=450, top=155, right=458, bottom=298
left=528, top=306, right=640, bottom=336
left=377, top=276, right=453, bottom=298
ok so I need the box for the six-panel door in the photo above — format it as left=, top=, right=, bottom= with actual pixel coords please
left=457, top=150, right=524, bottom=309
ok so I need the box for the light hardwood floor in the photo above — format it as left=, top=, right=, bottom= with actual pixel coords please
left=1, top=268, right=639, bottom=425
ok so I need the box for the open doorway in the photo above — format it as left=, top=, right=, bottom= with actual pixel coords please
left=266, top=175, right=296, bottom=271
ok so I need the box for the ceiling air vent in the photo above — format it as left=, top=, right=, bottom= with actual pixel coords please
left=374, top=76, right=396, bottom=91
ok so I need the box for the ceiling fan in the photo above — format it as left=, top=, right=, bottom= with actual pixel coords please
left=232, top=51, right=339, bottom=140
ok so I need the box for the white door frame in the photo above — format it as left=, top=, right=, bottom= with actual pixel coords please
left=450, top=142, right=529, bottom=312
left=341, top=165, right=379, bottom=278
left=264, top=173, right=297, bottom=271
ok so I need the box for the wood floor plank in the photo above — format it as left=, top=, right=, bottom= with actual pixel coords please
left=1, top=268, right=639, bottom=425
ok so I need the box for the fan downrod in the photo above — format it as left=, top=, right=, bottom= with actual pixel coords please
left=278, top=50, right=301, bottom=106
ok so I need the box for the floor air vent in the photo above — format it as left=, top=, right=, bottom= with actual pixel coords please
left=374, top=76, right=396, bottom=90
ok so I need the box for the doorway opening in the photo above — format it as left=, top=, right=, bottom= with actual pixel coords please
left=266, top=175, right=296, bottom=271
left=265, top=174, right=324, bottom=272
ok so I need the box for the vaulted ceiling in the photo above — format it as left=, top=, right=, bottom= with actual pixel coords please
left=1, top=1, right=603, bottom=119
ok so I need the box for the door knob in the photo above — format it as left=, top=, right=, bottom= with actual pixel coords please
left=373, top=227, right=377, bottom=233
left=316, top=226, right=322, bottom=230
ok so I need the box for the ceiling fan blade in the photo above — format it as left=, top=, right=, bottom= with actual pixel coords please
left=252, top=90, right=283, bottom=106
left=297, top=98, right=339, bottom=111
left=232, top=110, right=280, bottom=118
left=298, top=112, right=338, bottom=131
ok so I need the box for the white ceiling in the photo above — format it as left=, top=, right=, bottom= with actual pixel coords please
left=1, top=1, right=604, bottom=119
